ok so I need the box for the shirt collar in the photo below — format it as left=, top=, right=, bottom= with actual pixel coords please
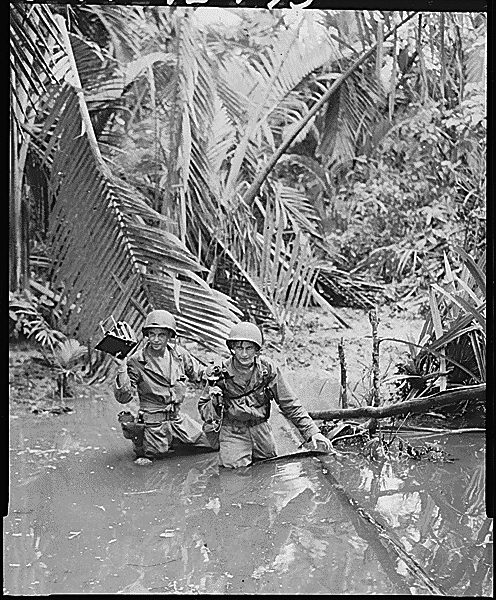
left=223, top=356, right=261, bottom=378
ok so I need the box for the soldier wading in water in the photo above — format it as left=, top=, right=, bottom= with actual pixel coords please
left=198, top=322, right=333, bottom=468
left=113, top=310, right=214, bottom=465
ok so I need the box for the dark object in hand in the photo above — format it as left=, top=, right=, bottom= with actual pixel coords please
left=96, top=317, right=138, bottom=358
left=118, top=411, right=145, bottom=444
left=118, top=410, right=135, bottom=424
left=207, top=365, right=223, bottom=386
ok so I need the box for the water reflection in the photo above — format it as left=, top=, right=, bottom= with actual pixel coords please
left=324, top=433, right=492, bottom=596
left=5, top=404, right=491, bottom=596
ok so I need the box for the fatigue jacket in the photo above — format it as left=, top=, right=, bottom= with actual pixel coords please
left=114, top=343, right=204, bottom=414
left=199, top=356, right=319, bottom=442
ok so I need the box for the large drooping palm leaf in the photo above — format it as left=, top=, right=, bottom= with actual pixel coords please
left=10, top=4, right=241, bottom=352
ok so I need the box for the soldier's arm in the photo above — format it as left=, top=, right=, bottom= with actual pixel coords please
left=113, top=359, right=139, bottom=404
left=271, top=366, right=320, bottom=442
left=181, top=347, right=206, bottom=384
left=197, top=382, right=211, bottom=422
left=197, top=365, right=223, bottom=421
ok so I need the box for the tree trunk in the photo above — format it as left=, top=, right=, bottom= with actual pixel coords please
left=308, top=384, right=485, bottom=421
left=10, top=109, right=25, bottom=292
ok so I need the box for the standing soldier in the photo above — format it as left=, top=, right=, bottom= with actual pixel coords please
left=198, top=321, right=332, bottom=468
left=114, top=309, right=214, bottom=465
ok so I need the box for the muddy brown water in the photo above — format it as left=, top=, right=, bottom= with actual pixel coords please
left=5, top=386, right=492, bottom=595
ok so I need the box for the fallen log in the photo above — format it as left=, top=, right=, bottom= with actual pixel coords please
left=308, top=384, right=485, bottom=421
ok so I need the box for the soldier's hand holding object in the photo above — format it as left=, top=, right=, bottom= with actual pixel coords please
left=208, top=385, right=223, bottom=406
left=113, top=355, right=128, bottom=373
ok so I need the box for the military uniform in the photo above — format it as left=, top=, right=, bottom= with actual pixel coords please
left=198, top=356, right=320, bottom=468
left=114, top=343, right=211, bottom=458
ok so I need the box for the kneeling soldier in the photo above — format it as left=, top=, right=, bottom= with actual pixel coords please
left=114, top=309, right=214, bottom=465
left=198, top=321, right=332, bottom=468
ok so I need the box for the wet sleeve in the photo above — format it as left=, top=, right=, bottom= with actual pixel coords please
left=197, top=365, right=222, bottom=421
left=113, top=362, right=139, bottom=404
left=197, top=382, right=211, bottom=422
left=182, top=349, right=205, bottom=384
left=272, top=366, right=320, bottom=441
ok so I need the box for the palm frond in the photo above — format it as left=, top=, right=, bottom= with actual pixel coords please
left=54, top=339, right=88, bottom=369
left=70, top=33, right=125, bottom=107
left=19, top=11, right=241, bottom=352
left=267, top=183, right=322, bottom=240
left=10, top=3, right=65, bottom=126
left=432, top=284, right=486, bottom=334
left=465, top=22, right=486, bottom=86
left=79, top=4, right=146, bottom=62
left=41, top=85, right=239, bottom=350
left=316, top=67, right=385, bottom=165
left=221, top=23, right=343, bottom=203
left=452, top=246, right=486, bottom=297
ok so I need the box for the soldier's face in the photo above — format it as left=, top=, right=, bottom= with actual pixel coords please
left=146, top=328, right=172, bottom=353
left=231, top=341, right=259, bottom=368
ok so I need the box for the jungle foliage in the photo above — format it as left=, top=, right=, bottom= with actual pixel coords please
left=10, top=5, right=486, bottom=381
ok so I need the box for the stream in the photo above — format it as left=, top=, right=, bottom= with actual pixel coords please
left=5, top=387, right=492, bottom=595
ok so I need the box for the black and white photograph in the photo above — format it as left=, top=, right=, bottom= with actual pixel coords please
left=8, top=0, right=489, bottom=595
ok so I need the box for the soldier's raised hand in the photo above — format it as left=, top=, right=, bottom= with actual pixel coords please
left=113, top=354, right=128, bottom=373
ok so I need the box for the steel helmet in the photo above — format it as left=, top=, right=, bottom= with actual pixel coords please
left=227, top=322, right=263, bottom=349
left=142, top=310, right=177, bottom=335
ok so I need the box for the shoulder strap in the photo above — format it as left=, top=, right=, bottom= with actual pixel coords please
left=226, top=364, right=276, bottom=401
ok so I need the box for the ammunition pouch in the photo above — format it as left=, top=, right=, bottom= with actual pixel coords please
left=118, top=411, right=145, bottom=445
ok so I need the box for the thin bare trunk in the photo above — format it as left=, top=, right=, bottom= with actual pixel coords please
left=375, top=19, right=384, bottom=83
left=161, top=15, right=182, bottom=224
left=338, top=338, right=348, bottom=409
left=416, top=15, right=428, bottom=103
left=388, top=28, right=397, bottom=120
left=368, top=308, right=381, bottom=406
left=147, top=64, right=160, bottom=212
left=354, top=10, right=367, bottom=52
left=440, top=13, right=446, bottom=102
left=10, top=111, right=24, bottom=292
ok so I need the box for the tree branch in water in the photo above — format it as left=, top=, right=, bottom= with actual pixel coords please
left=308, top=384, right=485, bottom=421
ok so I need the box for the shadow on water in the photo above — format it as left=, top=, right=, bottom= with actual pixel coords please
left=5, top=392, right=492, bottom=595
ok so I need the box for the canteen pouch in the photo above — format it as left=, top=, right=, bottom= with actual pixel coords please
left=118, top=411, right=145, bottom=446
